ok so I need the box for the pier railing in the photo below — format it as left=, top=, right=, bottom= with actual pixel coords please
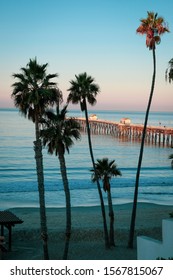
left=75, top=118, right=173, bottom=147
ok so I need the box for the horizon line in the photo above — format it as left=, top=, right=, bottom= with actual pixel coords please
left=0, top=107, right=172, bottom=113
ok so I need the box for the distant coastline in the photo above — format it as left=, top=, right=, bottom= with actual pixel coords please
left=0, top=107, right=173, bottom=114
left=1, top=107, right=173, bottom=128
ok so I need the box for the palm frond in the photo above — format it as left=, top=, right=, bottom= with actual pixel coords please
left=40, top=105, right=81, bottom=156
left=11, top=58, right=61, bottom=122
left=136, top=11, right=169, bottom=49
left=67, top=72, right=100, bottom=107
left=90, top=158, right=122, bottom=191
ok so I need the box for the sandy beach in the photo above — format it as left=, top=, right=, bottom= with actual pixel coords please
left=1, top=203, right=173, bottom=260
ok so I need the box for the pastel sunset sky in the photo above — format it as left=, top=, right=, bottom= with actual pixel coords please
left=1, top=0, right=173, bottom=111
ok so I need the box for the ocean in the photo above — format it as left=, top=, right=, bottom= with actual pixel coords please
left=0, top=108, right=173, bottom=210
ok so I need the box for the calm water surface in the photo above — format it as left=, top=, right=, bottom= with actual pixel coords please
left=0, top=108, right=173, bottom=209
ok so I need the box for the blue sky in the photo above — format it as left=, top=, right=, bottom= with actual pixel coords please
left=1, top=0, right=173, bottom=111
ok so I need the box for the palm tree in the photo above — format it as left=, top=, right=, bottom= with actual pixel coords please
left=165, top=58, right=173, bottom=83
left=11, top=58, right=61, bottom=259
left=40, top=105, right=81, bottom=260
left=165, top=59, right=173, bottom=166
left=67, top=72, right=110, bottom=248
left=91, top=158, right=121, bottom=246
left=128, top=12, right=169, bottom=249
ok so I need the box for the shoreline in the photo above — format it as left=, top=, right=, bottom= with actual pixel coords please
left=2, top=202, right=173, bottom=260
left=1, top=197, right=173, bottom=212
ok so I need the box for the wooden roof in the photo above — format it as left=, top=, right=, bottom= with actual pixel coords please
left=0, top=211, right=23, bottom=225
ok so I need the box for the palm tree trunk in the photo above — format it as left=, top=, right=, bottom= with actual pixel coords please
left=59, top=151, right=71, bottom=260
left=34, top=118, right=49, bottom=260
left=83, top=98, right=110, bottom=248
left=128, top=48, right=156, bottom=249
left=107, top=190, right=115, bottom=246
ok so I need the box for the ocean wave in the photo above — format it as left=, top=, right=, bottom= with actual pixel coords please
left=141, top=192, right=173, bottom=196
left=0, top=177, right=172, bottom=194
left=1, top=109, right=173, bottom=207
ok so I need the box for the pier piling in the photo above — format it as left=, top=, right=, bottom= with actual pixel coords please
left=76, top=118, right=173, bottom=147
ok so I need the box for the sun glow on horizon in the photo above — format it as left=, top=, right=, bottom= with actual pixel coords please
left=0, top=1, right=173, bottom=112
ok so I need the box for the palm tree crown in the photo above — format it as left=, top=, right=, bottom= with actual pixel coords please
left=67, top=72, right=100, bottom=110
left=11, top=58, right=61, bottom=124
left=136, top=11, right=169, bottom=50
left=41, top=105, right=81, bottom=155
left=91, top=158, right=122, bottom=192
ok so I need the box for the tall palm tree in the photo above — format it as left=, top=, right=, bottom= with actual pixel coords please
left=91, top=158, right=121, bottom=246
left=11, top=58, right=61, bottom=259
left=40, top=105, right=81, bottom=260
left=67, top=72, right=110, bottom=248
left=128, top=12, right=169, bottom=249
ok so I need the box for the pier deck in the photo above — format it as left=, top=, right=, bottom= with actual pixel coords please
left=76, top=118, right=173, bottom=147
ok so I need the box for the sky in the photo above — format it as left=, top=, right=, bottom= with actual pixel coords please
left=1, top=0, right=173, bottom=111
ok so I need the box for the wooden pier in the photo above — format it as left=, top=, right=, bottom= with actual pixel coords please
left=76, top=118, right=173, bottom=147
